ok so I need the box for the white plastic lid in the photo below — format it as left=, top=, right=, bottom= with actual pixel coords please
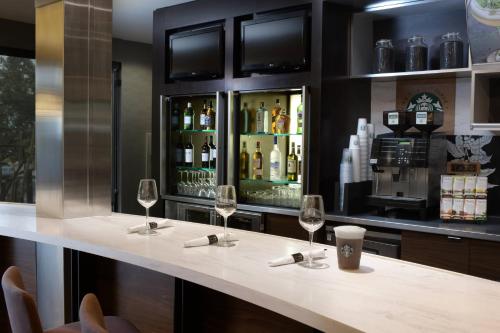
left=334, top=225, right=366, bottom=239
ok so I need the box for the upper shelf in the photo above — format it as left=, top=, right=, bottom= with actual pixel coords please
left=240, top=132, right=302, bottom=137
left=350, top=67, right=472, bottom=82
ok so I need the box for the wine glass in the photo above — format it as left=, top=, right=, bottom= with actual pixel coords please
left=215, top=185, right=237, bottom=247
left=299, top=195, right=328, bottom=269
left=137, top=179, right=158, bottom=236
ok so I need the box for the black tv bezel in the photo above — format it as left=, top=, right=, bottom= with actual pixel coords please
left=168, top=24, right=225, bottom=81
left=240, top=10, right=310, bottom=74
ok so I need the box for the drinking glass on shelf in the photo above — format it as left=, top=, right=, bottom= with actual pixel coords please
left=215, top=185, right=237, bottom=247
left=137, top=179, right=159, bottom=236
left=298, top=195, right=328, bottom=269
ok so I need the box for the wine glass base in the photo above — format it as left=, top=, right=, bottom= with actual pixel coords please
left=138, top=229, right=159, bottom=236
left=299, top=261, right=329, bottom=269
left=217, top=240, right=236, bottom=247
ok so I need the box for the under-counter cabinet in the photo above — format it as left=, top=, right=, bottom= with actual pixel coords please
left=401, top=231, right=500, bottom=281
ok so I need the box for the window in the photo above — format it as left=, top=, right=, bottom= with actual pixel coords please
left=0, top=55, right=35, bottom=203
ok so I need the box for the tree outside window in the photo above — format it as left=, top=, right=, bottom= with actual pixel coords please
left=0, top=55, right=35, bottom=203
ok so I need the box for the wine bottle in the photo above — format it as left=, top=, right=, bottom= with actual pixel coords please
left=176, top=134, right=184, bottom=167
left=240, top=141, right=249, bottom=179
left=270, top=136, right=281, bottom=181
left=297, top=144, right=302, bottom=183
left=256, top=102, right=268, bottom=133
left=252, top=141, right=263, bottom=180
left=241, top=102, right=249, bottom=134
left=271, top=99, right=281, bottom=134
left=209, top=135, right=216, bottom=169
left=184, top=102, right=194, bottom=130
left=276, top=108, right=290, bottom=134
left=206, top=100, right=215, bottom=130
left=297, top=102, right=303, bottom=134
left=172, top=103, right=180, bottom=130
left=184, top=135, right=194, bottom=167
left=200, top=100, right=208, bottom=130
left=287, top=142, right=298, bottom=181
left=201, top=136, right=210, bottom=168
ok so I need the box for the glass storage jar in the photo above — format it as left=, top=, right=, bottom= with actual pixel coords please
left=373, top=39, right=395, bottom=73
left=440, top=32, right=464, bottom=69
left=405, top=35, right=428, bottom=71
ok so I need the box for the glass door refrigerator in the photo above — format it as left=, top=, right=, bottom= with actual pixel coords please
left=160, top=92, right=226, bottom=203
left=228, top=86, right=309, bottom=210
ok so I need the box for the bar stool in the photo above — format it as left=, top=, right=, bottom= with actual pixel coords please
left=79, top=293, right=139, bottom=333
left=2, top=266, right=140, bottom=333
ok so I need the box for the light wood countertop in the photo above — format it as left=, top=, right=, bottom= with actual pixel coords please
left=0, top=203, right=499, bottom=333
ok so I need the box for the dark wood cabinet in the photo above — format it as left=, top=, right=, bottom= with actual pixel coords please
left=469, top=239, right=500, bottom=282
left=265, top=213, right=324, bottom=243
left=402, top=231, right=500, bottom=281
left=401, top=231, right=469, bottom=274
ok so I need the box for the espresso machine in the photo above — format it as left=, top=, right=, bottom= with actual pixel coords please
left=368, top=110, right=447, bottom=219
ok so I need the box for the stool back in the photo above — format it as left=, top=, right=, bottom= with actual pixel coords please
left=1, top=266, right=43, bottom=333
left=79, top=293, right=108, bottom=333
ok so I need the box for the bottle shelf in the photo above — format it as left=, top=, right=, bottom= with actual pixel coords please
left=240, top=132, right=302, bottom=137
left=240, top=178, right=300, bottom=185
left=174, top=129, right=217, bottom=134
left=176, top=166, right=216, bottom=172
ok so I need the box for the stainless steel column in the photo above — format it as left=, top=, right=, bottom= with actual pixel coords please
left=35, top=0, right=112, bottom=218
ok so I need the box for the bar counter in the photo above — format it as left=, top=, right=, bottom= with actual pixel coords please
left=1, top=203, right=499, bottom=333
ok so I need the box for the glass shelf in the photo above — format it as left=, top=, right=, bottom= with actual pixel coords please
left=240, top=132, right=302, bottom=137
left=175, top=129, right=216, bottom=134
left=240, top=178, right=300, bottom=185
left=176, top=166, right=215, bottom=172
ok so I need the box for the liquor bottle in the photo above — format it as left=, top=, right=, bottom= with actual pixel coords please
left=209, top=135, right=217, bottom=169
left=252, top=141, right=263, bottom=180
left=256, top=102, right=268, bottom=133
left=172, top=103, right=180, bottom=130
left=200, top=100, right=208, bottom=130
left=297, top=102, right=303, bottom=134
left=297, top=144, right=302, bottom=183
left=270, top=136, right=281, bottom=181
left=240, top=102, right=249, bottom=134
left=240, top=141, right=249, bottom=179
left=184, top=135, right=194, bottom=167
left=206, top=100, right=215, bottom=130
left=287, top=142, right=298, bottom=181
left=271, top=99, right=281, bottom=134
left=176, top=134, right=184, bottom=167
left=201, top=136, right=210, bottom=168
left=275, top=108, right=290, bottom=134
left=183, top=102, right=194, bottom=130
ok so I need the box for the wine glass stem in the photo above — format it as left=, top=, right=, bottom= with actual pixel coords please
left=223, top=216, right=228, bottom=242
left=308, top=231, right=313, bottom=266
left=145, top=208, right=149, bottom=230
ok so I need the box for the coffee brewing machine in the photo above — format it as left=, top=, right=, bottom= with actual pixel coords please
left=368, top=110, right=447, bottom=219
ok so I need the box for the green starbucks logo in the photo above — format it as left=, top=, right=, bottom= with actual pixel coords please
left=406, top=93, right=443, bottom=112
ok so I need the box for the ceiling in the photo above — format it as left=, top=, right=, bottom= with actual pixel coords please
left=0, top=0, right=193, bottom=44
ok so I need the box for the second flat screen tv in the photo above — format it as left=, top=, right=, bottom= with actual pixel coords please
left=169, top=25, right=224, bottom=80
left=241, top=11, right=309, bottom=74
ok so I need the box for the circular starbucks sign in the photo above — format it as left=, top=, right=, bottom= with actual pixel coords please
left=406, top=93, right=443, bottom=112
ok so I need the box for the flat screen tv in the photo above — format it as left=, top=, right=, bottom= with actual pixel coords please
left=169, top=25, right=224, bottom=80
left=241, top=11, right=310, bottom=74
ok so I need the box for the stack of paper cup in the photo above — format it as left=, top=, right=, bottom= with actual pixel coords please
left=339, top=148, right=353, bottom=211
left=367, top=123, right=375, bottom=181
left=349, top=135, right=361, bottom=183
left=357, top=118, right=368, bottom=181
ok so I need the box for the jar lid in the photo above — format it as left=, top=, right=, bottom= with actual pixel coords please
left=441, top=32, right=462, bottom=41
left=408, top=35, right=425, bottom=43
left=376, top=39, right=393, bottom=47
